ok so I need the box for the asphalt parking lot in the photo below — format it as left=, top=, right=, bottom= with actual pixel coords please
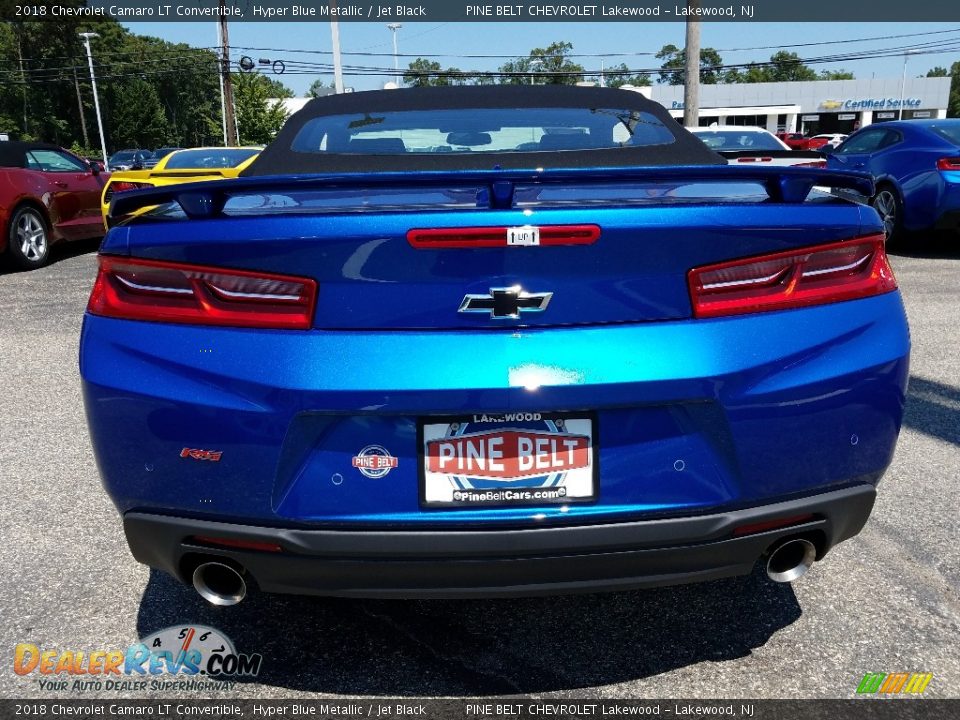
left=1, top=238, right=958, bottom=700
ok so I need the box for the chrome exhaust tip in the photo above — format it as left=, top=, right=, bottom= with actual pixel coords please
left=766, top=538, right=817, bottom=583
left=192, top=561, right=247, bottom=606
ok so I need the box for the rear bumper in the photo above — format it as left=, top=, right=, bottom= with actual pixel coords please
left=125, top=484, right=875, bottom=598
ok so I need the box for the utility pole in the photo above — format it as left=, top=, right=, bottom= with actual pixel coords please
left=215, top=23, right=227, bottom=145
left=219, top=0, right=238, bottom=145
left=682, top=0, right=701, bottom=128
left=15, top=30, right=27, bottom=136
left=73, top=68, right=90, bottom=149
left=79, top=32, right=108, bottom=169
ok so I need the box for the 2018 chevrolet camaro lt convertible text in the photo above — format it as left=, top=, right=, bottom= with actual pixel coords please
left=81, top=86, right=910, bottom=605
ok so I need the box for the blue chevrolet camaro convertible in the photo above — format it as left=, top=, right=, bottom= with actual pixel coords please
left=825, top=119, right=960, bottom=241
left=81, top=86, right=910, bottom=605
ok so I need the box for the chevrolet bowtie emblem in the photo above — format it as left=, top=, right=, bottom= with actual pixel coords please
left=458, top=286, right=553, bottom=319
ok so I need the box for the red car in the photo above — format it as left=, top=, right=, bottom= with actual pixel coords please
left=805, top=134, right=849, bottom=151
left=1, top=141, right=108, bottom=269
left=776, top=132, right=810, bottom=150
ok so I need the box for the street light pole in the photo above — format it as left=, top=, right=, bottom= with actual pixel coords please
left=330, top=1, right=344, bottom=93
left=79, top=32, right=108, bottom=169
left=387, top=23, right=402, bottom=74
left=899, top=49, right=919, bottom=121
left=529, top=58, right=543, bottom=85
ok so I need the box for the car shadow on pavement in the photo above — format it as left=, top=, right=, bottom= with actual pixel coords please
left=902, top=376, right=960, bottom=447
left=886, top=233, right=959, bottom=259
left=136, top=563, right=800, bottom=695
left=0, top=237, right=101, bottom=276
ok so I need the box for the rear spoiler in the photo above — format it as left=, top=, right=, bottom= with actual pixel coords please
left=146, top=170, right=228, bottom=179
left=109, top=165, right=874, bottom=224
left=718, top=150, right=826, bottom=160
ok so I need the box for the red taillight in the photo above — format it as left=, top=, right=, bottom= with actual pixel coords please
left=111, top=181, right=149, bottom=193
left=407, top=224, right=600, bottom=249
left=736, top=157, right=773, bottom=163
left=87, top=256, right=317, bottom=329
left=936, top=157, right=960, bottom=171
left=688, top=235, right=897, bottom=318
left=103, top=181, right=150, bottom=204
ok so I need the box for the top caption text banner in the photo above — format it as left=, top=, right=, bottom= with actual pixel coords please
left=6, top=1, right=960, bottom=22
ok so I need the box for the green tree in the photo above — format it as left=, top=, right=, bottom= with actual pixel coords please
left=403, top=58, right=443, bottom=87
left=948, top=62, right=960, bottom=117
left=819, top=69, right=855, bottom=80
left=655, top=44, right=724, bottom=85
left=255, top=74, right=294, bottom=98
left=105, top=77, right=171, bottom=149
left=118, top=35, right=221, bottom=147
left=603, top=63, right=652, bottom=89
left=0, top=16, right=224, bottom=150
left=402, top=58, right=471, bottom=87
left=232, top=72, right=290, bottom=145
left=306, top=78, right=336, bottom=97
left=726, top=52, right=829, bottom=84
left=765, top=51, right=818, bottom=82
left=498, top=41, right=585, bottom=85
left=925, top=64, right=959, bottom=117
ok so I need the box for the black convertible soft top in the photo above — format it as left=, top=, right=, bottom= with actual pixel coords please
left=243, top=85, right=724, bottom=176
left=0, top=141, right=65, bottom=168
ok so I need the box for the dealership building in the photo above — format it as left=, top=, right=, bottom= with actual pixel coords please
left=641, top=77, right=952, bottom=134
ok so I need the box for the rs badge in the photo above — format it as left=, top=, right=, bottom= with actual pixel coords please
left=180, top=448, right=222, bottom=462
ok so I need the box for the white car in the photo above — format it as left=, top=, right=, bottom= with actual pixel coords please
left=690, top=126, right=825, bottom=167
left=808, top=133, right=848, bottom=149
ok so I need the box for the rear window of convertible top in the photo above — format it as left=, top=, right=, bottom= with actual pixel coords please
left=290, top=107, right=677, bottom=155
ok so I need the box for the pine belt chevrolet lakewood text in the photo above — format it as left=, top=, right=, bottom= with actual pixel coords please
left=80, top=86, right=910, bottom=605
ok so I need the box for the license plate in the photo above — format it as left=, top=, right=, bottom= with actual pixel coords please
left=419, top=412, right=596, bottom=508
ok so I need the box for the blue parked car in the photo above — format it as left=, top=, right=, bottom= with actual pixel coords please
left=825, top=119, right=960, bottom=241
left=81, top=86, right=910, bottom=605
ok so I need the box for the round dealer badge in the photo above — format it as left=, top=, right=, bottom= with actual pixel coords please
left=351, top=445, right=399, bottom=479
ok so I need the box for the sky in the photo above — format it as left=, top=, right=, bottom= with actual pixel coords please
left=120, top=21, right=960, bottom=96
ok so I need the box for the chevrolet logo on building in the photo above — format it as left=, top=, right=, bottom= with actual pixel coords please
left=820, top=100, right=843, bottom=110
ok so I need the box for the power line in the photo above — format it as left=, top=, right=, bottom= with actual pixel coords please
left=231, top=27, right=960, bottom=60
left=4, top=37, right=959, bottom=86
left=0, top=54, right=220, bottom=79
left=9, top=27, right=960, bottom=79
left=12, top=45, right=219, bottom=64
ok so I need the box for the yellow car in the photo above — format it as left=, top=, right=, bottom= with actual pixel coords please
left=101, top=147, right=261, bottom=227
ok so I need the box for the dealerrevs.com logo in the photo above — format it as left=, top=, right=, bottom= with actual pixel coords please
left=14, top=625, right=261, bottom=692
